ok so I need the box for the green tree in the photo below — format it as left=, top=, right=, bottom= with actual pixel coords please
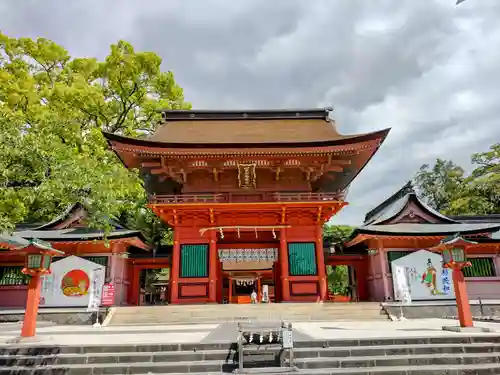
left=323, top=224, right=353, bottom=295
left=414, top=144, right=500, bottom=215
left=414, top=159, right=465, bottom=214
left=448, top=143, right=500, bottom=215
left=323, top=224, right=354, bottom=244
left=326, top=265, right=350, bottom=295
left=0, top=33, right=190, bottom=236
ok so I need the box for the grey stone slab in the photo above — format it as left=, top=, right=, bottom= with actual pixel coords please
left=383, top=304, right=500, bottom=321
left=442, top=325, right=494, bottom=333
left=199, top=322, right=314, bottom=344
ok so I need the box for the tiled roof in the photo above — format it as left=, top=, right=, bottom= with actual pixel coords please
left=363, top=182, right=457, bottom=225
left=356, top=223, right=500, bottom=236
left=13, top=228, right=142, bottom=241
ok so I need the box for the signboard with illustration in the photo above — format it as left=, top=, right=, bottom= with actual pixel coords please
left=391, top=250, right=455, bottom=301
left=40, top=255, right=106, bottom=307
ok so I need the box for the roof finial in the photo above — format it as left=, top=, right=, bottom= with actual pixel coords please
left=402, top=180, right=415, bottom=195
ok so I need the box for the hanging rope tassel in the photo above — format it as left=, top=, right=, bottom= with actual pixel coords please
left=272, top=228, right=276, bottom=239
left=255, top=228, right=258, bottom=238
left=219, top=228, right=224, bottom=239
left=237, top=227, right=240, bottom=238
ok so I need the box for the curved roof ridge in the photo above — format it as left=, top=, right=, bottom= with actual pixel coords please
left=364, top=181, right=414, bottom=224
left=33, top=203, right=84, bottom=230
left=363, top=182, right=458, bottom=225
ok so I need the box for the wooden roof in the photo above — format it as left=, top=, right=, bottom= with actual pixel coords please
left=152, top=109, right=349, bottom=144
left=112, top=108, right=385, bottom=146
left=105, top=108, right=390, bottom=149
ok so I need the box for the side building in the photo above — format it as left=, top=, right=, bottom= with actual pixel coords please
left=104, top=108, right=390, bottom=304
left=344, top=182, right=500, bottom=302
left=0, top=203, right=150, bottom=308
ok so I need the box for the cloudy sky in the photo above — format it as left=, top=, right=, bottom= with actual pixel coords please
left=1, top=0, right=499, bottom=225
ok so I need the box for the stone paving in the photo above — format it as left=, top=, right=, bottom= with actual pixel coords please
left=1, top=318, right=499, bottom=347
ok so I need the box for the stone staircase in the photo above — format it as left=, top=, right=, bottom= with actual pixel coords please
left=2, top=335, right=500, bottom=374
left=109, top=302, right=388, bottom=325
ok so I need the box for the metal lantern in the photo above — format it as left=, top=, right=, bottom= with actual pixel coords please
left=26, top=252, right=52, bottom=270
left=434, top=234, right=475, bottom=268
left=442, top=249, right=453, bottom=265
left=451, top=247, right=466, bottom=263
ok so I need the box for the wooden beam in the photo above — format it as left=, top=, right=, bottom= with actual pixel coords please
left=316, top=206, right=323, bottom=224
left=327, top=165, right=344, bottom=172
left=281, top=206, right=287, bottom=224
left=141, top=161, right=161, bottom=168
left=329, top=158, right=351, bottom=166
left=150, top=168, right=166, bottom=175
left=275, top=167, right=281, bottom=181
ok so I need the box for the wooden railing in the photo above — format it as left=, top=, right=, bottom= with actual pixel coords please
left=150, top=191, right=344, bottom=204
left=273, top=192, right=343, bottom=202
left=150, top=194, right=225, bottom=204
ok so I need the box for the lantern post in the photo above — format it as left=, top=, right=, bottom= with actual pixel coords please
left=431, top=234, right=475, bottom=328
left=16, top=239, right=64, bottom=338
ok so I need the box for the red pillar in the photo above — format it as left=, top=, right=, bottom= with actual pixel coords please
left=279, top=229, right=290, bottom=301
left=257, top=277, right=261, bottom=302
left=129, top=265, right=139, bottom=306
left=356, top=262, right=369, bottom=301
left=316, top=225, right=327, bottom=302
left=208, top=232, right=217, bottom=303
left=452, top=268, right=473, bottom=327
left=170, top=229, right=181, bottom=304
left=21, top=273, right=42, bottom=337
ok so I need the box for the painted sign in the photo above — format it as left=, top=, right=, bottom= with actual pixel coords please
left=40, top=256, right=106, bottom=307
left=101, top=283, right=115, bottom=306
left=391, top=250, right=455, bottom=301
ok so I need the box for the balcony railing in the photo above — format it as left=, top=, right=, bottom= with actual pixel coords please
left=149, top=192, right=345, bottom=205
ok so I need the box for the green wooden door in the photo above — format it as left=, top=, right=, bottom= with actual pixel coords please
left=288, top=242, right=317, bottom=276
left=181, top=244, right=209, bottom=278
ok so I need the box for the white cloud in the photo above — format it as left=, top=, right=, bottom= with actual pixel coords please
left=1, top=0, right=499, bottom=226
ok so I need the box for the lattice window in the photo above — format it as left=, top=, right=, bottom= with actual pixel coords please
left=386, top=251, right=412, bottom=274
left=52, top=256, right=108, bottom=267
left=288, top=242, right=317, bottom=276
left=0, top=267, right=29, bottom=286
left=463, top=258, right=496, bottom=278
left=180, top=244, right=209, bottom=278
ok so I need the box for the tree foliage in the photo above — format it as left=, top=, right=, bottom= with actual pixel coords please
left=323, top=224, right=354, bottom=244
left=414, top=144, right=500, bottom=215
left=0, top=33, right=189, bottom=240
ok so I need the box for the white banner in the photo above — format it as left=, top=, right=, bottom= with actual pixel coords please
left=393, top=265, right=412, bottom=304
left=262, top=285, right=269, bottom=303
left=391, top=250, right=455, bottom=301
left=87, top=268, right=105, bottom=312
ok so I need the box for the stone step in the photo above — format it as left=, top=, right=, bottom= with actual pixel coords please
left=2, top=352, right=500, bottom=374
left=2, top=342, right=499, bottom=367
left=110, top=303, right=388, bottom=325
left=3, top=335, right=500, bottom=356
left=126, top=364, right=500, bottom=375
left=111, top=315, right=387, bottom=323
